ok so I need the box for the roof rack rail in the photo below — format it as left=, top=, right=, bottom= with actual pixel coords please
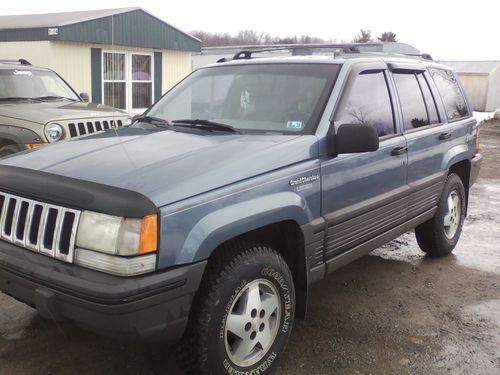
left=404, top=53, right=434, bottom=61
left=218, top=44, right=363, bottom=62
left=0, top=59, right=32, bottom=66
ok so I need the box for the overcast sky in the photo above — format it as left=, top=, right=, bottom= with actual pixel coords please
left=1, top=0, right=499, bottom=61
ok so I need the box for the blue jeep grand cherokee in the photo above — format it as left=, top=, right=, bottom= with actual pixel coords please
left=0, top=48, right=482, bottom=374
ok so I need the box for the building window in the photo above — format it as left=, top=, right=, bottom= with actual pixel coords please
left=102, top=51, right=154, bottom=112
left=103, top=52, right=126, bottom=109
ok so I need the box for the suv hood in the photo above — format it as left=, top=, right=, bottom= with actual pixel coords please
left=0, top=128, right=317, bottom=207
left=0, top=101, right=128, bottom=124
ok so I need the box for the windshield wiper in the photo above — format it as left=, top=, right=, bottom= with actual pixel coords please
left=34, top=95, right=78, bottom=102
left=133, top=115, right=172, bottom=128
left=171, top=119, right=239, bottom=133
left=0, top=97, right=41, bottom=102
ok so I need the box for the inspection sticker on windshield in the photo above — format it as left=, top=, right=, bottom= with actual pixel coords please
left=13, top=70, right=32, bottom=76
left=286, top=121, right=303, bottom=130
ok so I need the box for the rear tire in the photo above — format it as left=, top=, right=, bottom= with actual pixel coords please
left=415, top=173, right=466, bottom=257
left=0, top=144, right=22, bottom=157
left=182, top=241, right=295, bottom=375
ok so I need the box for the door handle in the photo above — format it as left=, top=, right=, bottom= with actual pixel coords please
left=391, top=146, right=408, bottom=156
left=439, top=132, right=452, bottom=140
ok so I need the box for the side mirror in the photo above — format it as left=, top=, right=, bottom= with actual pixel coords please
left=79, top=92, right=90, bottom=102
left=331, top=123, right=379, bottom=154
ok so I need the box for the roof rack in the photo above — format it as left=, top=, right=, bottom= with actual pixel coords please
left=225, top=44, right=361, bottom=62
left=215, top=44, right=434, bottom=63
left=0, top=59, right=32, bottom=66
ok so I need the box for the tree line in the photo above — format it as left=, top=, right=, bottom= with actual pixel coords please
left=191, top=29, right=397, bottom=47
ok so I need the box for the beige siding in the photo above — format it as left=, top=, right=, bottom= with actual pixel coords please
left=49, top=42, right=92, bottom=97
left=1, top=41, right=192, bottom=108
left=0, top=41, right=52, bottom=67
left=162, top=50, right=191, bottom=93
left=486, top=67, right=500, bottom=112
left=457, top=73, right=489, bottom=112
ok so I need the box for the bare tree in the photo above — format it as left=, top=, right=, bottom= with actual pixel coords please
left=378, top=32, right=397, bottom=42
left=352, top=29, right=372, bottom=43
left=190, top=30, right=327, bottom=47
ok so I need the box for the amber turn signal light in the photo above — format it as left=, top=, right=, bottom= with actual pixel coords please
left=139, top=214, right=158, bottom=254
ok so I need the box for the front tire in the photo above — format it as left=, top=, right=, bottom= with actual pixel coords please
left=0, top=144, right=22, bottom=158
left=182, top=241, right=295, bottom=375
left=415, top=173, right=466, bottom=257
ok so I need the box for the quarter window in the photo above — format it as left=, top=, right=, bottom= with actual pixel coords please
left=429, top=68, right=469, bottom=121
left=393, top=73, right=429, bottom=130
left=334, top=71, right=395, bottom=137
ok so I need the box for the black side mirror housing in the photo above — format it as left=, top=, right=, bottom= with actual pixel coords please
left=330, top=123, right=379, bottom=154
left=79, top=92, right=90, bottom=102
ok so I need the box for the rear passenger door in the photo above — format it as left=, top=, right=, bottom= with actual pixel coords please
left=320, top=62, right=409, bottom=260
left=389, top=64, right=450, bottom=219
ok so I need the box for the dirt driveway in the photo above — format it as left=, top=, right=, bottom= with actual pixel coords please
left=1, top=122, right=499, bottom=375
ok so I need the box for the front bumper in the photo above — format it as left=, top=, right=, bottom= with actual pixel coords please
left=470, top=153, right=483, bottom=187
left=0, top=240, right=206, bottom=341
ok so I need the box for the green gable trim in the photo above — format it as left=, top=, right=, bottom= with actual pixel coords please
left=91, top=48, right=102, bottom=103
left=0, top=10, right=201, bottom=52
left=154, top=52, right=163, bottom=102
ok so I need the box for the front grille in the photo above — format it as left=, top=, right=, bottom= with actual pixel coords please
left=0, top=192, right=80, bottom=263
left=67, top=119, right=124, bottom=138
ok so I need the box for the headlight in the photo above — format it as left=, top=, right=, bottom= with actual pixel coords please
left=75, top=211, right=158, bottom=276
left=44, top=123, right=64, bottom=142
left=124, top=117, right=133, bottom=126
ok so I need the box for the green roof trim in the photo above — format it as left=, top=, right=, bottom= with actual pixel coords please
left=0, top=9, right=201, bottom=52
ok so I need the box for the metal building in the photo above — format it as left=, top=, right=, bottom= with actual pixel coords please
left=0, top=8, right=201, bottom=113
left=442, top=61, right=500, bottom=112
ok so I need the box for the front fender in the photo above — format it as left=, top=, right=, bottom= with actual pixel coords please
left=173, top=192, right=311, bottom=265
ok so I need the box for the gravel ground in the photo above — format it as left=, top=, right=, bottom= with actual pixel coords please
left=1, top=121, right=499, bottom=375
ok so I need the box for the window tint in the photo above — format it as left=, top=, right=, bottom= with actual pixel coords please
left=334, top=71, right=394, bottom=137
left=416, top=73, right=440, bottom=125
left=429, top=68, right=469, bottom=121
left=393, top=73, right=429, bottom=130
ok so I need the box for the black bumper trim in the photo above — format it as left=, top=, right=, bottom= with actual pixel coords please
left=0, top=240, right=206, bottom=340
left=470, top=153, right=482, bottom=187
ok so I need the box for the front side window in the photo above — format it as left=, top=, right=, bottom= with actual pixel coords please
left=429, top=68, right=469, bottom=121
left=334, top=71, right=395, bottom=137
left=148, top=64, right=340, bottom=134
left=103, top=52, right=153, bottom=111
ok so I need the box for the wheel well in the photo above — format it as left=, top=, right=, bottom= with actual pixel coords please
left=449, top=160, right=471, bottom=214
left=209, top=220, right=309, bottom=319
left=0, top=138, right=15, bottom=148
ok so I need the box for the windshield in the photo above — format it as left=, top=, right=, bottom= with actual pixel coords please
left=0, top=68, right=80, bottom=101
left=147, top=63, right=340, bottom=134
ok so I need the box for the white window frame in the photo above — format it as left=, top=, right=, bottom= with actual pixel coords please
left=102, top=50, right=154, bottom=113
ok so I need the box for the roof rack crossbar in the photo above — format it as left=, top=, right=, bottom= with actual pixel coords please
left=230, top=44, right=362, bottom=61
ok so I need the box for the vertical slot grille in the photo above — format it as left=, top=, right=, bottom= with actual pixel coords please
left=68, top=123, right=78, bottom=137
left=86, top=122, right=95, bottom=134
left=0, top=192, right=80, bottom=263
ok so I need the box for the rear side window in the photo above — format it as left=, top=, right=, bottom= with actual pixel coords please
left=429, top=68, right=469, bottom=121
left=416, top=73, right=440, bottom=125
left=393, top=73, right=429, bottom=130
left=334, top=71, right=395, bottom=137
